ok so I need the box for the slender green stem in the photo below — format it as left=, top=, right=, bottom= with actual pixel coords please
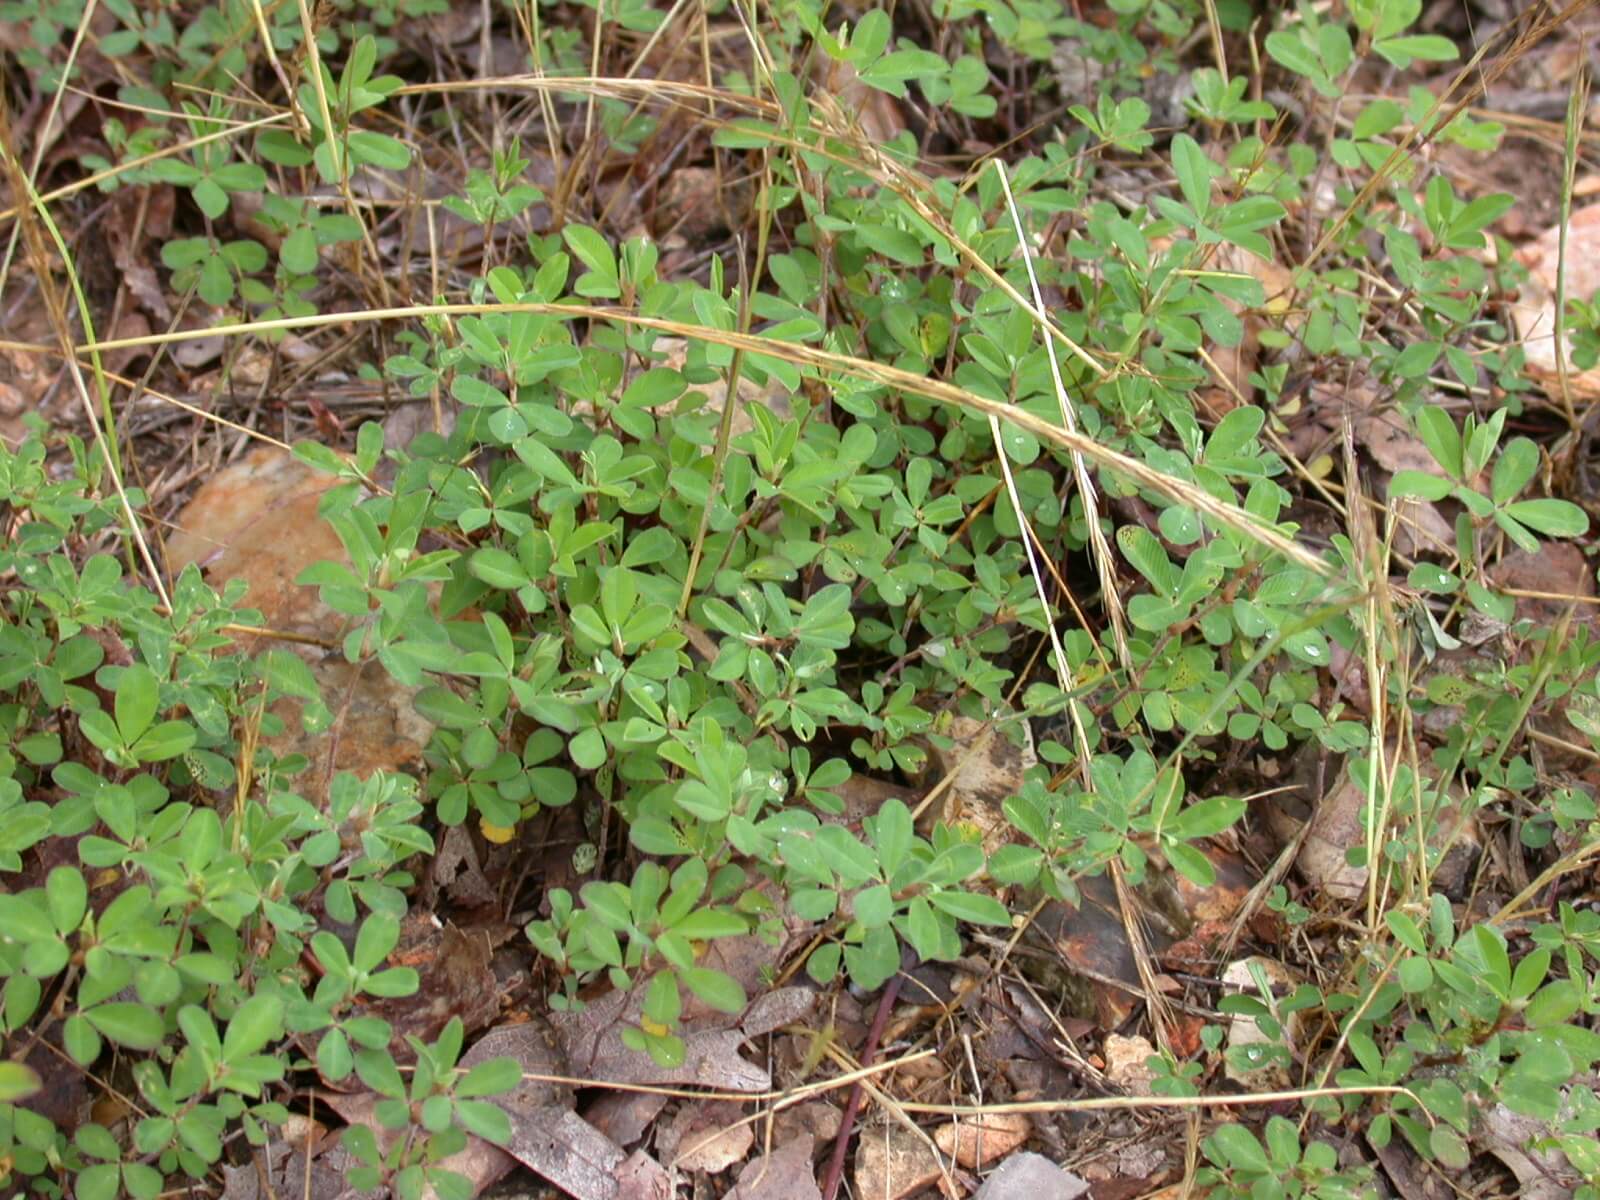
left=678, top=168, right=774, bottom=618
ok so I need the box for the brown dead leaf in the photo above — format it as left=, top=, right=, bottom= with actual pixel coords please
left=655, top=167, right=749, bottom=244
left=1513, top=203, right=1600, bottom=402
left=727, top=1133, right=822, bottom=1200
left=553, top=984, right=812, bottom=1092
left=335, top=1018, right=665, bottom=1200
left=585, top=1089, right=670, bottom=1147
left=854, top=1124, right=946, bottom=1200
left=1220, top=957, right=1302, bottom=1089
left=1481, top=1095, right=1590, bottom=1200
left=1103, top=1034, right=1158, bottom=1096
left=1027, top=874, right=1157, bottom=1029
left=221, top=1116, right=364, bottom=1200
left=660, top=1100, right=754, bottom=1173
left=166, top=447, right=435, bottom=802
left=1271, top=757, right=1480, bottom=904
left=1197, top=247, right=1300, bottom=418
left=933, top=1112, right=1030, bottom=1169
left=364, top=918, right=504, bottom=1052
left=926, top=716, right=1035, bottom=856
left=165, top=446, right=345, bottom=637
left=428, top=825, right=497, bottom=910
left=813, top=60, right=906, bottom=144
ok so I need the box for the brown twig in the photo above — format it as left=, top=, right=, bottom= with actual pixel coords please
left=820, top=950, right=912, bottom=1200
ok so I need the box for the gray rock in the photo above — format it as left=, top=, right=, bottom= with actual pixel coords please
left=973, top=1153, right=1090, bottom=1200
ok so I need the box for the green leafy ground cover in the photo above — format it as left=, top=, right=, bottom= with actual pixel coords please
left=1, top=0, right=1599, bottom=1197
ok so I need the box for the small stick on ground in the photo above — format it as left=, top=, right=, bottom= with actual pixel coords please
left=820, top=952, right=912, bottom=1200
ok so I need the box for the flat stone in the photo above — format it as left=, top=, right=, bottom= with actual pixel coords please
left=973, top=1152, right=1089, bottom=1200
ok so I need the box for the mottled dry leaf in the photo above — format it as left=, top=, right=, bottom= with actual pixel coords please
left=1220, top=957, right=1301, bottom=1089
left=727, top=1134, right=821, bottom=1200
left=166, top=447, right=434, bottom=802
left=1028, top=877, right=1146, bottom=1029
left=221, top=1118, right=369, bottom=1200
left=927, top=716, right=1035, bottom=856
left=1513, top=203, right=1600, bottom=402
left=429, top=825, right=497, bottom=910
left=614, top=1150, right=672, bottom=1200
left=1103, top=1034, right=1157, bottom=1096
left=321, top=1090, right=514, bottom=1200
left=647, top=337, right=792, bottom=439
left=165, top=447, right=346, bottom=637
left=854, top=1124, right=945, bottom=1200
left=1481, top=1098, right=1588, bottom=1200
left=660, top=1100, right=754, bottom=1173
left=585, top=1088, right=670, bottom=1147
left=933, top=1112, right=1030, bottom=1168
left=365, top=918, right=503, bottom=1052
left=554, top=985, right=805, bottom=1092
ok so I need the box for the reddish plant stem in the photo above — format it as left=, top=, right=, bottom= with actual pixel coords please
left=819, top=952, right=912, bottom=1200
